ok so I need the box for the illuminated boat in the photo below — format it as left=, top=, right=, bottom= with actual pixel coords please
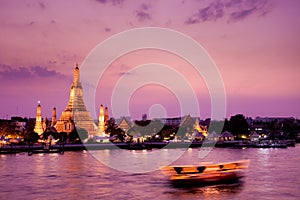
left=161, top=160, right=249, bottom=186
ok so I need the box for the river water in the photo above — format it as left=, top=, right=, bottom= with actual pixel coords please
left=0, top=145, right=299, bottom=200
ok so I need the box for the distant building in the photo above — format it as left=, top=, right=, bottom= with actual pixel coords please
left=220, top=131, right=234, bottom=141
left=250, top=124, right=265, bottom=132
left=164, top=117, right=182, bottom=127
left=249, top=132, right=260, bottom=141
left=254, top=117, right=295, bottom=123
left=207, top=131, right=219, bottom=141
left=10, top=117, right=26, bottom=132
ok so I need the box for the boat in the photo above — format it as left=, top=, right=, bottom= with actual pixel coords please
left=161, top=160, right=249, bottom=186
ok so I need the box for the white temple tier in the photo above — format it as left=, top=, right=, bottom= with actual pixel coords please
left=55, top=64, right=97, bottom=136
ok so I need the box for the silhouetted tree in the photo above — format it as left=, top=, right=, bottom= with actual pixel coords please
left=68, top=127, right=88, bottom=143
left=133, top=119, right=165, bottom=136
left=282, top=121, right=297, bottom=139
left=58, top=132, right=68, bottom=143
left=114, top=128, right=126, bottom=142
left=24, top=131, right=39, bottom=143
left=223, top=119, right=230, bottom=132
left=228, top=114, right=249, bottom=137
left=19, top=118, right=39, bottom=143
left=105, top=117, right=118, bottom=136
left=157, top=125, right=174, bottom=140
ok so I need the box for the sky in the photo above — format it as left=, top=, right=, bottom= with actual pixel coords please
left=0, top=0, right=299, bottom=120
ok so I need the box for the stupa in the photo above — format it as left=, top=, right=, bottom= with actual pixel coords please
left=55, top=64, right=97, bottom=135
left=104, top=106, right=109, bottom=123
left=34, top=101, right=44, bottom=135
left=97, top=105, right=106, bottom=136
left=51, top=107, right=57, bottom=127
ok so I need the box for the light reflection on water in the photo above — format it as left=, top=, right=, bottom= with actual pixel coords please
left=0, top=146, right=299, bottom=200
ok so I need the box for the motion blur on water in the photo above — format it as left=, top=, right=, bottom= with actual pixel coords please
left=0, top=145, right=299, bottom=200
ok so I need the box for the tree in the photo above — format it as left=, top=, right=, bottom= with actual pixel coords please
left=228, top=114, right=249, bottom=137
left=58, top=132, right=68, bottom=143
left=25, top=119, right=35, bottom=135
left=133, top=119, right=165, bottom=136
left=68, top=127, right=88, bottom=143
left=223, top=119, right=230, bottom=132
left=114, top=128, right=126, bottom=142
left=24, top=131, right=39, bottom=143
left=105, top=117, right=118, bottom=136
left=157, top=125, right=174, bottom=140
left=282, top=120, right=297, bottom=140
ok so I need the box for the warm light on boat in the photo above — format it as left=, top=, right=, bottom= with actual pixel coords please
left=161, top=160, right=250, bottom=186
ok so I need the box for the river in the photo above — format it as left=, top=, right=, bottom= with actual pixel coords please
left=0, top=145, right=299, bottom=200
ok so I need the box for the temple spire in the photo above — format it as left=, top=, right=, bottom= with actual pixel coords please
left=74, top=63, right=80, bottom=84
left=34, top=101, right=44, bottom=135
left=55, top=65, right=97, bottom=136
left=104, top=107, right=109, bottom=123
left=98, top=105, right=105, bottom=136
left=51, top=107, right=57, bottom=127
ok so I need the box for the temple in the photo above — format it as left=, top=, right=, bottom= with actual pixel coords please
left=98, top=105, right=105, bottom=136
left=51, top=107, right=57, bottom=127
left=33, top=101, right=44, bottom=135
left=104, top=106, right=109, bottom=123
left=97, top=105, right=110, bottom=136
left=55, top=64, right=98, bottom=135
left=194, top=117, right=207, bottom=136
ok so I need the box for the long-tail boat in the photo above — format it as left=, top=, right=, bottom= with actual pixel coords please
left=161, top=160, right=249, bottom=186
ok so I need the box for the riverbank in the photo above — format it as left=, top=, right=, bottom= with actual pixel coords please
left=0, top=140, right=296, bottom=154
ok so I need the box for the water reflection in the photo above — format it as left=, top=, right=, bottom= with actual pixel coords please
left=0, top=146, right=299, bottom=200
left=166, top=182, right=244, bottom=200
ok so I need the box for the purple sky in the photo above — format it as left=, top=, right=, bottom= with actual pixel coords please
left=0, top=0, right=299, bottom=120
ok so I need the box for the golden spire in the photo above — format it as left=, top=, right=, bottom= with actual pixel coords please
left=34, top=101, right=43, bottom=135
left=74, top=63, right=80, bottom=83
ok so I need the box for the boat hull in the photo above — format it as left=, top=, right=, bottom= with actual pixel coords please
left=161, top=160, right=249, bottom=186
left=170, top=170, right=244, bottom=186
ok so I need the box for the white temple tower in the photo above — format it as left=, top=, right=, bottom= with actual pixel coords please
left=104, top=106, right=109, bottom=124
left=97, top=105, right=106, bottom=136
left=34, top=101, right=44, bottom=135
left=55, top=64, right=97, bottom=135
left=51, top=107, right=57, bottom=127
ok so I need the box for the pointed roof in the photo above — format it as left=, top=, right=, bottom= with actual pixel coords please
left=221, top=131, right=234, bottom=138
left=118, top=117, right=132, bottom=131
left=179, top=115, right=195, bottom=127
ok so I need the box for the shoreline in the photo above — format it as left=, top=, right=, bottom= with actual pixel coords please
left=0, top=140, right=297, bottom=154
